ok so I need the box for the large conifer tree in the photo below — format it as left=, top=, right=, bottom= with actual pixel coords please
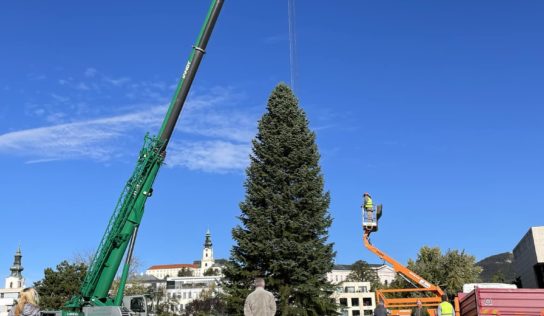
left=223, top=84, right=337, bottom=315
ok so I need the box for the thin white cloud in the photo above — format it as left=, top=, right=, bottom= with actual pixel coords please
left=50, top=93, right=69, bottom=103
left=167, top=140, right=250, bottom=173
left=103, top=76, right=131, bottom=87
left=0, top=89, right=256, bottom=173
left=33, top=108, right=46, bottom=116
left=76, top=82, right=90, bottom=91
left=46, top=112, right=67, bottom=123
left=0, top=107, right=163, bottom=162
left=84, top=68, right=98, bottom=78
left=28, top=73, right=47, bottom=80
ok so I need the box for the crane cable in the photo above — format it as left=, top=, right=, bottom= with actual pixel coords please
left=288, top=0, right=298, bottom=92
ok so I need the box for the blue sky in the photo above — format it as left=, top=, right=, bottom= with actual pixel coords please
left=1, top=1, right=543, bottom=284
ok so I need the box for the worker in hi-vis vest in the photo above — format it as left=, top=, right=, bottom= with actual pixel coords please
left=437, top=295, right=454, bottom=316
left=363, top=192, right=373, bottom=222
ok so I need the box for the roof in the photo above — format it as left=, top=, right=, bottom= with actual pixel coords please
left=147, top=264, right=198, bottom=270
left=193, top=258, right=228, bottom=266
left=333, top=264, right=352, bottom=271
left=332, top=263, right=388, bottom=270
left=128, top=275, right=161, bottom=282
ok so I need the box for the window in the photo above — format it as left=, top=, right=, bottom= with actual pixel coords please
left=130, top=297, right=145, bottom=313
left=535, top=263, right=544, bottom=288
left=345, top=286, right=355, bottom=293
left=351, top=298, right=359, bottom=306
left=339, top=298, right=348, bottom=307
left=352, top=310, right=360, bottom=316
left=363, top=297, right=372, bottom=306
left=364, top=310, right=373, bottom=316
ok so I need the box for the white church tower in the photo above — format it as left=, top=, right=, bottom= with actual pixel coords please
left=5, top=247, right=24, bottom=289
left=1, top=247, right=25, bottom=316
left=200, top=230, right=215, bottom=275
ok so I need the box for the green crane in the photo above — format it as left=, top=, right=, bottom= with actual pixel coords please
left=61, top=1, right=224, bottom=315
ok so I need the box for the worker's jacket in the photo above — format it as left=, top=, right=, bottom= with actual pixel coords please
left=364, top=196, right=373, bottom=209
left=437, top=301, right=454, bottom=316
left=244, top=287, right=276, bottom=316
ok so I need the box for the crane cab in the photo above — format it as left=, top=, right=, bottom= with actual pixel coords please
left=123, top=295, right=155, bottom=316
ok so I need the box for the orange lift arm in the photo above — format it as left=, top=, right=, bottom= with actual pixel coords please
left=362, top=205, right=445, bottom=314
left=363, top=230, right=443, bottom=293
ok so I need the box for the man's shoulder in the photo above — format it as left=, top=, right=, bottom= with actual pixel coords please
left=249, top=288, right=272, bottom=296
left=257, top=288, right=274, bottom=296
left=375, top=306, right=387, bottom=313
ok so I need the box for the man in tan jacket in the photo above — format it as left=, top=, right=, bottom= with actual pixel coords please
left=244, top=278, right=276, bottom=316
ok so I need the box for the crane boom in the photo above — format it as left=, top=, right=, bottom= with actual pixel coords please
left=64, top=0, right=224, bottom=311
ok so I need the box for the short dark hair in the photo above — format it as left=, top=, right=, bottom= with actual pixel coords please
left=442, top=294, right=448, bottom=301
left=254, top=278, right=265, bottom=287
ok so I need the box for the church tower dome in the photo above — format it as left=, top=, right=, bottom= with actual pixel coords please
left=5, top=247, right=25, bottom=289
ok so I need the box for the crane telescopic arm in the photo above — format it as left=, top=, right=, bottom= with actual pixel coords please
left=64, top=0, right=224, bottom=310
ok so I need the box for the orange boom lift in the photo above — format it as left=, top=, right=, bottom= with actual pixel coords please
left=362, top=203, right=444, bottom=315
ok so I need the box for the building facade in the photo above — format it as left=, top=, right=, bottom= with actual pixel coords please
left=145, top=264, right=199, bottom=280
left=327, top=264, right=396, bottom=285
left=372, top=264, right=396, bottom=286
left=142, top=231, right=225, bottom=314
left=164, top=276, right=221, bottom=313
left=144, top=230, right=221, bottom=280
left=513, top=226, right=544, bottom=288
left=0, top=248, right=25, bottom=316
left=331, top=282, right=376, bottom=316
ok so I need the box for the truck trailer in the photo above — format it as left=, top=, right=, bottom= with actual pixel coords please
left=457, top=287, right=544, bottom=316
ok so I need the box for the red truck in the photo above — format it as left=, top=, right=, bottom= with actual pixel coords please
left=456, top=288, right=544, bottom=316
